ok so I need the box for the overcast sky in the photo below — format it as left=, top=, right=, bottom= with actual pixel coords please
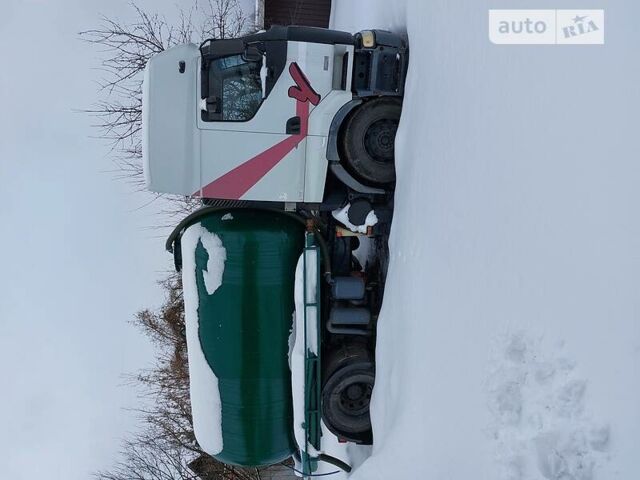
left=0, top=1, right=251, bottom=478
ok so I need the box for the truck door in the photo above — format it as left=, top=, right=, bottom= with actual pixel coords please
left=197, top=42, right=304, bottom=202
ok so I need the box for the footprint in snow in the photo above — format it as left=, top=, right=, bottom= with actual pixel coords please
left=486, top=333, right=610, bottom=480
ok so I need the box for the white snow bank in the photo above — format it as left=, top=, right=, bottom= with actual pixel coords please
left=332, top=1, right=640, bottom=479
left=332, top=203, right=378, bottom=234
left=290, top=250, right=370, bottom=478
left=181, top=224, right=226, bottom=456
left=291, top=250, right=320, bottom=461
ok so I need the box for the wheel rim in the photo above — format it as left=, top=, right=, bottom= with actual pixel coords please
left=323, top=368, right=375, bottom=436
left=338, top=380, right=373, bottom=417
left=363, top=119, right=398, bottom=164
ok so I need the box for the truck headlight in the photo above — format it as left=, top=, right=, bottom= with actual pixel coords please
left=360, top=30, right=376, bottom=48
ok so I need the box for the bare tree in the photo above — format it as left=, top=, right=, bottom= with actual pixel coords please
left=82, top=4, right=278, bottom=479
left=132, top=274, right=195, bottom=454
left=98, top=274, right=282, bottom=480
left=80, top=0, right=248, bottom=189
left=94, top=432, right=261, bottom=480
left=95, top=434, right=199, bottom=480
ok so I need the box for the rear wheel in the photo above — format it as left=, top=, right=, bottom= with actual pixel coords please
left=322, top=344, right=375, bottom=444
left=340, top=97, right=402, bottom=186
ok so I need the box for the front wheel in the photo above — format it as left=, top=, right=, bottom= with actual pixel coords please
left=340, top=97, right=402, bottom=186
left=322, top=344, right=375, bottom=444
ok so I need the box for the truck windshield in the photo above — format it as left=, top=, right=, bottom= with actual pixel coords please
left=203, top=54, right=263, bottom=122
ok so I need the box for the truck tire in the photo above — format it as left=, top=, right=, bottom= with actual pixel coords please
left=322, top=343, right=375, bottom=444
left=340, top=97, right=401, bottom=186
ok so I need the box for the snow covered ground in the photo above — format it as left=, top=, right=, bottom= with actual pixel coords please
left=331, top=1, right=640, bottom=479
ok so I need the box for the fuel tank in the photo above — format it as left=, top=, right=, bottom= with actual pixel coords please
left=180, top=209, right=304, bottom=467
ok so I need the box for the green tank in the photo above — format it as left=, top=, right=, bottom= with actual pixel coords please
left=182, top=209, right=304, bottom=467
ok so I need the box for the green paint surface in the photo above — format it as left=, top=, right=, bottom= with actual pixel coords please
left=191, top=210, right=303, bottom=467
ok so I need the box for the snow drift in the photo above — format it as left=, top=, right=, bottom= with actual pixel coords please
left=331, top=1, right=640, bottom=479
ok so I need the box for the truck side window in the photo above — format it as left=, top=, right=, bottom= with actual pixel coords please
left=204, top=54, right=263, bottom=122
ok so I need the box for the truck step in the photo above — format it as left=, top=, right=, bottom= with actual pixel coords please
left=329, top=307, right=370, bottom=326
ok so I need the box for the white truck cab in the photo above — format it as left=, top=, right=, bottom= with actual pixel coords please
left=143, top=26, right=407, bottom=209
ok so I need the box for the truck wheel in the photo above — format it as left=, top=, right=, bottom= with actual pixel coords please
left=322, top=345, right=375, bottom=444
left=340, top=97, right=401, bottom=186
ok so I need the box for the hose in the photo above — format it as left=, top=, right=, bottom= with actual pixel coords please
left=279, top=462, right=340, bottom=477
left=317, top=454, right=353, bottom=473
left=281, top=453, right=352, bottom=476
left=165, top=206, right=332, bottom=279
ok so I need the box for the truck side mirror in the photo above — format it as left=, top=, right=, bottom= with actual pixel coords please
left=243, top=45, right=264, bottom=63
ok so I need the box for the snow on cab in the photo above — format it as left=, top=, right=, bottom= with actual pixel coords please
left=144, top=25, right=408, bottom=476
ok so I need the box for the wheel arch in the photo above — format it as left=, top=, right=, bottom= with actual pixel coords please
left=326, top=98, right=363, bottom=163
left=325, top=98, right=387, bottom=195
